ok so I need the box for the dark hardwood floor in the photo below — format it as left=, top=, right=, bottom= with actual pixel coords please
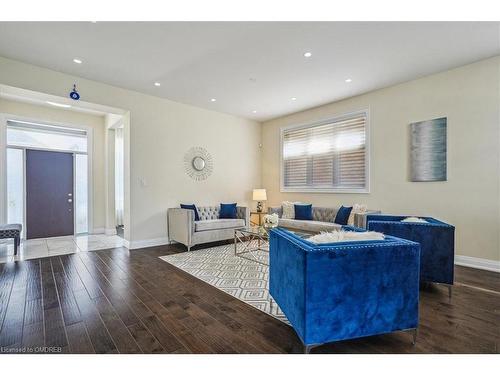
left=0, top=243, right=499, bottom=354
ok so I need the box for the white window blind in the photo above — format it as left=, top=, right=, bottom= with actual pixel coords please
left=281, top=112, right=368, bottom=192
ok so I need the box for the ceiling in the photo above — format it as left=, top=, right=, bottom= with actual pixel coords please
left=0, top=22, right=498, bottom=121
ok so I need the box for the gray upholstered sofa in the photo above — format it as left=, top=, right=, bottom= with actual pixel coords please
left=268, top=206, right=380, bottom=232
left=167, top=206, right=249, bottom=251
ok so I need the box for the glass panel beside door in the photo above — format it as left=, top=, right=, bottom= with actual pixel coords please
left=6, top=148, right=24, bottom=237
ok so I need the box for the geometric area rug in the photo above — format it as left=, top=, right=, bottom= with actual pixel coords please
left=159, top=242, right=290, bottom=325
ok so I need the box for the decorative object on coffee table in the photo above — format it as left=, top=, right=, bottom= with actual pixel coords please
left=183, top=147, right=213, bottom=181
left=252, top=188, right=267, bottom=213
left=263, top=213, right=279, bottom=229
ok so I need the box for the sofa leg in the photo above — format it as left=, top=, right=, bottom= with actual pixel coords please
left=411, top=328, right=418, bottom=345
left=448, top=285, right=452, bottom=300
left=303, top=344, right=320, bottom=354
left=14, top=236, right=20, bottom=256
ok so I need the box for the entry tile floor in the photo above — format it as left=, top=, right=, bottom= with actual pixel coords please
left=0, top=234, right=125, bottom=263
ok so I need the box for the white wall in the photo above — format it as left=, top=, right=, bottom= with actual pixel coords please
left=262, top=57, right=500, bottom=263
left=0, top=56, right=261, bottom=246
left=0, top=98, right=107, bottom=232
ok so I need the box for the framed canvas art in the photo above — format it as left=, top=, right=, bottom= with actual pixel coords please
left=410, top=117, right=447, bottom=182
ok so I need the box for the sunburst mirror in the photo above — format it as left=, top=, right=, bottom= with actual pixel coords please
left=183, top=147, right=213, bottom=181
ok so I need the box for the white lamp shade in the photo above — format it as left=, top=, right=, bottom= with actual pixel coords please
left=252, top=188, right=267, bottom=201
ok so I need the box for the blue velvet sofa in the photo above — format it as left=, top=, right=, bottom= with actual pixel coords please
left=269, top=227, right=420, bottom=353
left=366, top=215, right=455, bottom=293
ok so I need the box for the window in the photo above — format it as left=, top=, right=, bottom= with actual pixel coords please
left=281, top=111, right=369, bottom=193
left=7, top=120, right=87, bottom=152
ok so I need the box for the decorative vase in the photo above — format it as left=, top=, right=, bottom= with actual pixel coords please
left=263, top=213, right=279, bottom=229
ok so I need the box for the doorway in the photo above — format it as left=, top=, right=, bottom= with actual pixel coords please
left=5, top=119, right=91, bottom=239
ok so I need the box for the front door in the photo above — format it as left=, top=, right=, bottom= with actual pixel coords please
left=26, top=149, right=74, bottom=239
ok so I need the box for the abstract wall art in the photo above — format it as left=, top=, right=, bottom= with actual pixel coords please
left=410, top=117, right=447, bottom=182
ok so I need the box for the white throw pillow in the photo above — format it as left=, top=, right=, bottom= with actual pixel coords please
left=401, top=217, right=428, bottom=223
left=347, top=203, right=368, bottom=225
left=308, top=230, right=385, bottom=244
left=282, top=201, right=297, bottom=219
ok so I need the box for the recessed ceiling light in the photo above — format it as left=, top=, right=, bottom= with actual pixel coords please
left=303, top=52, right=312, bottom=58
left=46, top=101, right=71, bottom=108
left=252, top=110, right=257, bottom=114
left=154, top=82, right=161, bottom=87
left=345, top=78, right=352, bottom=83
left=73, top=58, right=82, bottom=64
left=210, top=98, right=217, bottom=102
left=291, top=97, right=297, bottom=101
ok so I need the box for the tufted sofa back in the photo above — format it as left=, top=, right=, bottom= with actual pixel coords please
left=268, top=206, right=338, bottom=222
left=197, top=206, right=247, bottom=221
left=197, top=206, right=220, bottom=220
left=312, top=207, right=338, bottom=222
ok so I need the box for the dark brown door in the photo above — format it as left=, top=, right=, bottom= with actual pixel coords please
left=26, top=149, right=74, bottom=239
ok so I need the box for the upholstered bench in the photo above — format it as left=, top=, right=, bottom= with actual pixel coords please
left=269, top=227, right=420, bottom=353
left=0, top=224, right=22, bottom=255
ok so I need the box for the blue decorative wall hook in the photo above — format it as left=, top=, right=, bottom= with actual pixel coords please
left=69, top=84, right=80, bottom=100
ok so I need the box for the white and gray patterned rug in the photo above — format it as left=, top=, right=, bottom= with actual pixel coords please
left=159, top=242, right=289, bottom=324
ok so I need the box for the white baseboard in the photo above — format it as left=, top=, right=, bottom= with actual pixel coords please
left=105, top=228, right=117, bottom=235
left=125, top=237, right=170, bottom=250
left=455, top=255, right=500, bottom=273
left=92, top=227, right=105, bottom=234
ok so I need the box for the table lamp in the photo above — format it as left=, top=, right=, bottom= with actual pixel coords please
left=252, top=189, right=267, bottom=213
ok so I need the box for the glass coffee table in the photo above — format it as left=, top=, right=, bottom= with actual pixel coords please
left=234, top=226, right=313, bottom=266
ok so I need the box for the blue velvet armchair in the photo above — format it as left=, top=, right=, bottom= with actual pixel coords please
left=366, top=215, right=455, bottom=293
left=269, top=227, right=420, bottom=353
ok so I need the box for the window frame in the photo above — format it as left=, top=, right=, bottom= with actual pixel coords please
left=7, top=120, right=88, bottom=153
left=280, top=109, right=370, bottom=194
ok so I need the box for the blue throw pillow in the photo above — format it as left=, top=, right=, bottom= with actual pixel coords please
left=334, top=205, right=353, bottom=225
left=294, top=204, right=313, bottom=220
left=220, top=203, right=237, bottom=219
left=180, top=204, right=200, bottom=221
